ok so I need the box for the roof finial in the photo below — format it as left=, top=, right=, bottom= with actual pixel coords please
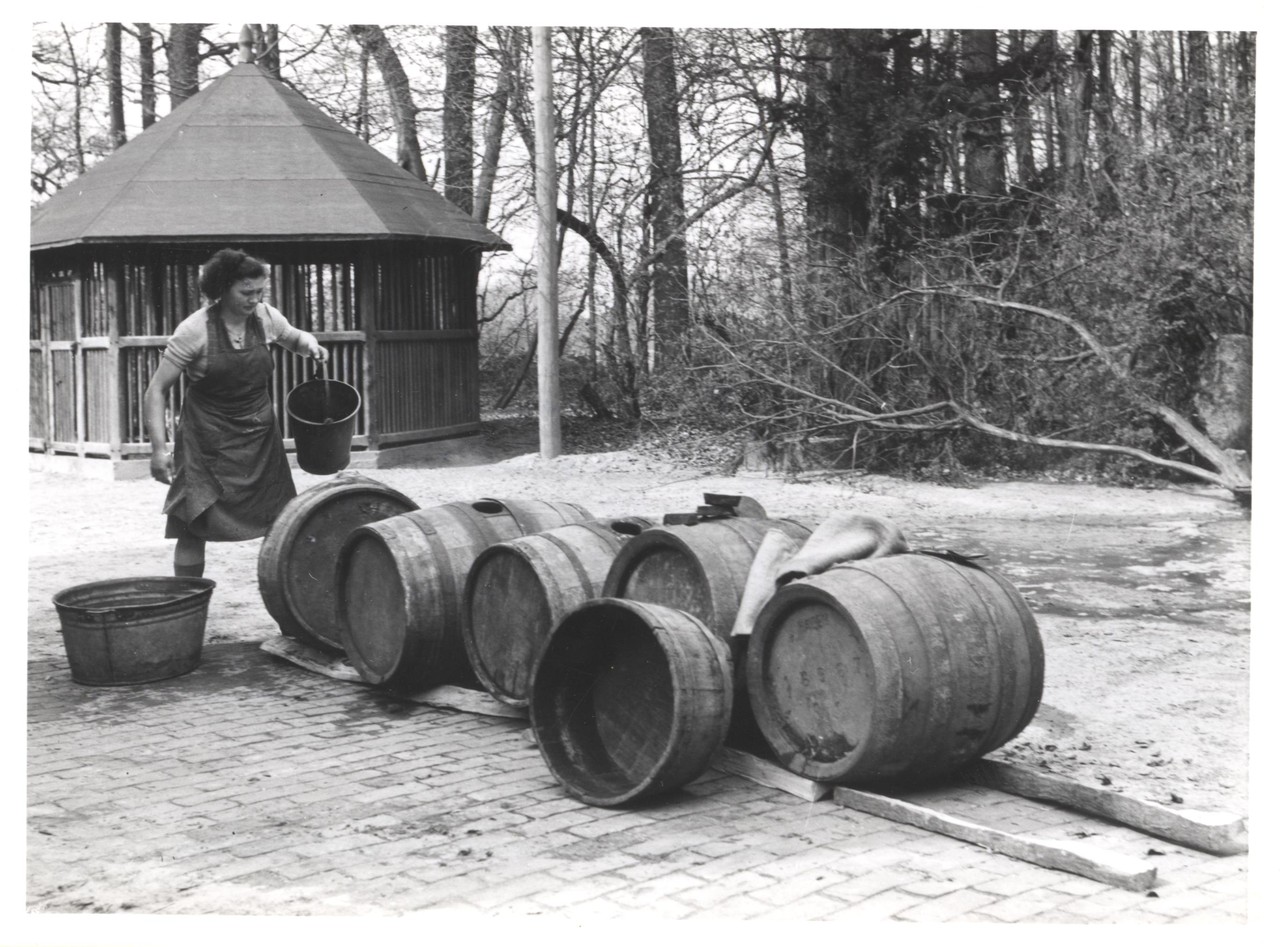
left=238, top=25, right=255, bottom=63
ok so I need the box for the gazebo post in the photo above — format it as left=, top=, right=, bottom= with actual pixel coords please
left=358, top=244, right=381, bottom=452
left=72, top=261, right=86, bottom=457
left=106, top=257, right=123, bottom=462
left=35, top=269, right=54, bottom=457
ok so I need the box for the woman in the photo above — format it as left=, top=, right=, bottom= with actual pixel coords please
left=145, top=248, right=328, bottom=578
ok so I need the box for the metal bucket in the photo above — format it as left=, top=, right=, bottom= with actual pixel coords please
left=286, top=364, right=361, bottom=475
left=52, top=577, right=216, bottom=685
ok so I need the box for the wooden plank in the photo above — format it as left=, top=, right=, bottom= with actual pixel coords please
left=259, top=636, right=362, bottom=682
left=373, top=422, right=481, bottom=446
left=962, top=759, right=1248, bottom=855
left=834, top=786, right=1158, bottom=892
left=378, top=329, right=479, bottom=342
left=261, top=637, right=526, bottom=719
left=401, top=684, right=528, bottom=720
left=712, top=747, right=833, bottom=802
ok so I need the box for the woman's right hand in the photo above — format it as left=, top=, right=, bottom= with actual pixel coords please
left=151, top=449, right=174, bottom=485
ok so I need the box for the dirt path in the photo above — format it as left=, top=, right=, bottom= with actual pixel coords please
left=28, top=445, right=1251, bottom=817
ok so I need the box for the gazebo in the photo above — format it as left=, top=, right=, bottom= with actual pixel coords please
left=30, top=54, right=507, bottom=479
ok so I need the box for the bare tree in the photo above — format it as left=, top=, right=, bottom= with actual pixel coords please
left=167, top=23, right=205, bottom=108
left=473, top=30, right=511, bottom=227
left=960, top=29, right=1003, bottom=197
left=349, top=25, right=427, bottom=180
left=443, top=26, right=477, bottom=213
left=135, top=23, right=157, bottom=129
left=105, top=24, right=126, bottom=148
left=640, top=27, right=691, bottom=364
left=1059, top=30, right=1093, bottom=193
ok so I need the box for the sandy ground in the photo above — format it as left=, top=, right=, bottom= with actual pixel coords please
left=27, top=441, right=1251, bottom=820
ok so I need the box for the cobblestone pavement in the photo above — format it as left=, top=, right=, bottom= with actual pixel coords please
left=26, top=639, right=1249, bottom=923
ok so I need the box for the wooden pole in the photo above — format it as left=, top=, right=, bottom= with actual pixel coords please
left=532, top=26, right=562, bottom=458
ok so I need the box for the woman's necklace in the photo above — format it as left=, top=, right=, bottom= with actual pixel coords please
left=221, top=309, right=248, bottom=348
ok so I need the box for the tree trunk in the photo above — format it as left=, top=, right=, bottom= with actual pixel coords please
left=106, top=23, right=126, bottom=149
left=1059, top=30, right=1093, bottom=193
left=959, top=29, right=1003, bottom=197
left=167, top=23, right=205, bottom=109
left=1043, top=32, right=1057, bottom=174
left=136, top=23, right=157, bottom=129
left=349, top=25, right=427, bottom=181
left=356, top=41, right=371, bottom=141
left=1127, top=31, right=1143, bottom=151
left=640, top=27, right=691, bottom=365
left=1184, top=30, right=1211, bottom=138
left=1235, top=31, right=1254, bottom=99
left=443, top=26, right=477, bottom=214
left=59, top=24, right=86, bottom=174
left=474, top=34, right=511, bottom=227
left=1007, top=31, right=1039, bottom=188
left=801, top=28, right=878, bottom=325
left=557, top=208, right=639, bottom=414
left=1092, top=30, right=1120, bottom=212
left=763, top=29, right=795, bottom=323
left=261, top=24, right=281, bottom=79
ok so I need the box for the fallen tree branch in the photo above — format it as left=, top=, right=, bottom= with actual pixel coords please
left=699, top=309, right=1249, bottom=492
left=945, top=402, right=1239, bottom=487
left=902, top=288, right=1250, bottom=489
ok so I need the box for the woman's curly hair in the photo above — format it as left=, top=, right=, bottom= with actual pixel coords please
left=199, top=248, right=269, bottom=301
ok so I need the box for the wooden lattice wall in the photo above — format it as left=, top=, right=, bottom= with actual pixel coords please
left=29, top=242, right=482, bottom=462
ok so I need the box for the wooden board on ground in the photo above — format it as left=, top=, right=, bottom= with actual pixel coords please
left=403, top=684, right=528, bottom=720
left=260, top=636, right=527, bottom=720
left=961, top=758, right=1247, bottom=855
left=712, top=747, right=833, bottom=801
left=834, top=786, right=1158, bottom=892
left=260, top=635, right=362, bottom=682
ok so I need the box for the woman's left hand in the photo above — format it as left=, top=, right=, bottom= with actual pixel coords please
left=311, top=343, right=329, bottom=362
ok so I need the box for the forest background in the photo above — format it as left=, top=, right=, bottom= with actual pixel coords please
left=26, top=14, right=1258, bottom=496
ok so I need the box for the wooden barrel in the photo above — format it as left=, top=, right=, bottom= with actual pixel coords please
left=601, top=516, right=816, bottom=748
left=745, top=552, right=1045, bottom=784
left=335, top=498, right=594, bottom=691
left=529, top=598, right=733, bottom=807
left=463, top=518, right=655, bottom=707
left=601, top=516, right=814, bottom=642
left=258, top=473, right=419, bottom=652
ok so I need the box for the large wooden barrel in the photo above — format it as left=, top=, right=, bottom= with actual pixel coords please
left=745, top=552, right=1044, bottom=784
left=601, top=517, right=814, bottom=643
left=601, top=516, right=815, bottom=748
left=258, top=473, right=418, bottom=652
left=462, top=518, right=654, bottom=707
left=335, top=498, right=594, bottom=691
left=530, top=598, right=733, bottom=807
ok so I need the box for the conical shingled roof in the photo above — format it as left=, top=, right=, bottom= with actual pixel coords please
left=31, top=62, right=508, bottom=251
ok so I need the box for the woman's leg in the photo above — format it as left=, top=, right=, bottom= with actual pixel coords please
left=174, top=536, right=206, bottom=577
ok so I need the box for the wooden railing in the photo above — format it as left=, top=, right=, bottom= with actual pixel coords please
left=31, top=248, right=483, bottom=460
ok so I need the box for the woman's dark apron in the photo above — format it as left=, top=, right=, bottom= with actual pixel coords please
left=163, top=308, right=296, bottom=541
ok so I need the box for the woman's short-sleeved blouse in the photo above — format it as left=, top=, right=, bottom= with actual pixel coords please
left=161, top=304, right=304, bottom=380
